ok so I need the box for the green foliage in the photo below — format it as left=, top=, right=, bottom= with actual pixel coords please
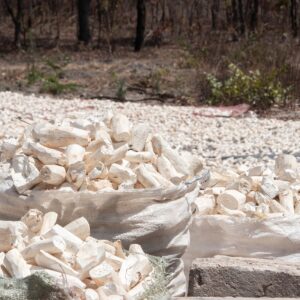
left=138, top=255, right=171, bottom=300
left=40, top=76, right=78, bottom=95
left=44, top=59, right=64, bottom=78
left=179, top=53, right=199, bottom=69
left=26, top=58, right=78, bottom=95
left=206, top=64, right=290, bottom=109
left=115, top=79, right=127, bottom=100
left=149, top=68, right=169, bottom=93
left=26, top=65, right=43, bottom=85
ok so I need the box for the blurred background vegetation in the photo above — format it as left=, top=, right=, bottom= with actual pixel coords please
left=0, top=0, right=299, bottom=110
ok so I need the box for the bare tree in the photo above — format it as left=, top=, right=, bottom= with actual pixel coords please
left=77, top=0, right=91, bottom=44
left=135, top=0, right=146, bottom=51
left=4, top=0, right=23, bottom=47
left=211, top=0, right=220, bottom=30
left=232, top=0, right=238, bottom=26
left=237, top=0, right=245, bottom=35
left=291, top=0, right=298, bottom=37
left=249, top=0, right=259, bottom=32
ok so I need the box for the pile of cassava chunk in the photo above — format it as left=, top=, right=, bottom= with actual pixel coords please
left=0, top=209, right=157, bottom=300
left=0, top=112, right=202, bottom=194
left=195, top=154, right=300, bottom=218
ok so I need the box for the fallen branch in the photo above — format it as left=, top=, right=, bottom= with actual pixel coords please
left=89, top=95, right=167, bottom=103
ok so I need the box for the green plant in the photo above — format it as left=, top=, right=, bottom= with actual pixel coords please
left=115, top=79, right=127, bottom=100
left=180, top=53, right=199, bottom=69
left=40, top=76, right=78, bottom=95
left=206, top=63, right=291, bottom=109
left=138, top=255, right=170, bottom=300
left=26, top=64, right=43, bottom=85
left=45, top=59, right=64, bottom=78
left=26, top=58, right=78, bottom=95
left=149, top=68, right=169, bottom=93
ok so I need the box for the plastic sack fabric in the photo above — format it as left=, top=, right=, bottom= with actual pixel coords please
left=183, top=214, right=300, bottom=278
left=0, top=179, right=200, bottom=297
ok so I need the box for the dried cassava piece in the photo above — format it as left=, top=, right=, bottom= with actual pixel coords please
left=125, top=150, right=154, bottom=163
left=152, top=134, right=190, bottom=176
left=33, top=123, right=90, bottom=147
left=157, top=154, right=185, bottom=184
left=136, top=163, right=161, bottom=188
left=108, top=164, right=137, bottom=185
left=0, top=221, right=28, bottom=252
left=129, top=123, right=151, bottom=152
left=0, top=138, right=19, bottom=160
left=23, top=141, right=66, bottom=166
left=65, top=144, right=85, bottom=166
left=88, top=162, right=108, bottom=180
left=64, top=217, right=90, bottom=240
left=275, top=154, right=299, bottom=182
left=217, top=190, right=246, bottom=210
left=40, top=165, right=66, bottom=186
left=0, top=209, right=155, bottom=300
left=21, top=209, right=43, bottom=234
left=4, top=248, right=31, bottom=278
left=194, top=195, right=216, bottom=215
left=11, top=154, right=41, bottom=194
left=21, top=236, right=66, bottom=259
left=39, top=212, right=58, bottom=235
left=43, top=224, right=83, bottom=253
left=36, top=250, right=79, bottom=276
left=111, top=113, right=131, bottom=142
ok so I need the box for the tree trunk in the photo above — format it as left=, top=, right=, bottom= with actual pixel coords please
left=77, top=0, right=91, bottom=44
left=232, top=0, right=238, bottom=27
left=4, top=0, right=23, bottom=47
left=249, top=0, right=259, bottom=32
left=134, top=0, right=146, bottom=52
left=237, top=0, right=245, bottom=35
left=291, top=0, right=298, bottom=37
left=15, top=0, right=22, bottom=47
left=96, top=0, right=102, bottom=46
left=211, top=0, right=220, bottom=30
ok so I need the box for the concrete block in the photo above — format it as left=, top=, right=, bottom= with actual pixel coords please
left=188, top=256, right=300, bottom=297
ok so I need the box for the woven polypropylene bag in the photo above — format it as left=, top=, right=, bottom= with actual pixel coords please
left=183, top=214, right=300, bottom=279
left=0, top=176, right=206, bottom=296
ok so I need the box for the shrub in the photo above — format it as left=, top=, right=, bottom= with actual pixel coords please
left=115, top=79, right=127, bottom=100
left=26, top=58, right=78, bottom=95
left=149, top=68, right=169, bottom=93
left=40, top=76, right=78, bottom=95
left=206, top=63, right=291, bottom=109
left=26, top=65, right=43, bottom=85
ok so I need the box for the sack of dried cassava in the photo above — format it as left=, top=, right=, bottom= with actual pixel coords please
left=0, top=209, right=172, bottom=300
left=0, top=112, right=207, bottom=297
left=183, top=155, right=300, bottom=280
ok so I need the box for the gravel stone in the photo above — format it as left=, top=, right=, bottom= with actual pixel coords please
left=0, top=92, right=299, bottom=168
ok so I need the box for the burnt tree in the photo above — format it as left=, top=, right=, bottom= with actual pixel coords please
left=211, top=0, right=220, bottom=30
left=237, top=0, right=245, bottom=35
left=77, top=0, right=91, bottom=44
left=4, top=0, right=23, bottom=47
left=291, top=0, right=298, bottom=37
left=134, top=0, right=146, bottom=51
left=232, top=0, right=238, bottom=26
left=249, top=0, right=259, bottom=31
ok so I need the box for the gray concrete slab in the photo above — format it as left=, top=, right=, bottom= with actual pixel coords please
left=188, top=257, right=300, bottom=297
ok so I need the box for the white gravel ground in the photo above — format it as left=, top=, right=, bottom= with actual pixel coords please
left=0, top=91, right=299, bottom=168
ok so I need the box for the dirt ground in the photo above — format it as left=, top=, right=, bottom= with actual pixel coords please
left=0, top=43, right=201, bottom=102
left=1, top=42, right=300, bottom=120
